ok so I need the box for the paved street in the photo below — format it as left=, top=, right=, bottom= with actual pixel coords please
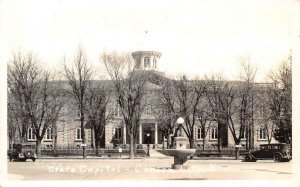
left=7, top=158, right=292, bottom=180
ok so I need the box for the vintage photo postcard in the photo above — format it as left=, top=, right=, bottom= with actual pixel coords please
left=0, top=0, right=299, bottom=187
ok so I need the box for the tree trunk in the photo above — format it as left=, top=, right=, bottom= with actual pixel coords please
left=53, top=134, right=58, bottom=156
left=202, top=137, right=205, bottom=150
left=129, top=132, right=134, bottom=159
left=95, top=139, right=101, bottom=156
left=81, top=122, right=86, bottom=159
left=235, top=144, right=240, bottom=160
left=189, top=138, right=194, bottom=149
left=217, top=122, right=221, bottom=152
left=36, top=139, right=42, bottom=157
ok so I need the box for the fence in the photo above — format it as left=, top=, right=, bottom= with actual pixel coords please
left=40, top=148, right=147, bottom=157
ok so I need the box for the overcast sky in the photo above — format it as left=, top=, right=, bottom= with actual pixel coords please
left=1, top=0, right=297, bottom=82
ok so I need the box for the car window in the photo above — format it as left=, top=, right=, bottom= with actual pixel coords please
left=267, top=145, right=272, bottom=149
left=273, top=145, right=279, bottom=149
left=261, top=146, right=265, bottom=150
left=22, top=145, right=32, bottom=149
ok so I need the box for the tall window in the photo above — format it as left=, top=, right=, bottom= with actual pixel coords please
left=259, top=105, right=266, bottom=118
left=144, top=57, right=150, bottom=68
left=76, top=128, right=82, bottom=140
left=28, top=127, right=36, bottom=141
left=258, top=126, right=267, bottom=140
left=145, top=105, right=152, bottom=117
left=113, top=103, right=122, bottom=118
left=153, top=58, right=157, bottom=68
left=197, top=128, right=204, bottom=140
left=210, top=127, right=218, bottom=140
left=241, top=126, right=248, bottom=140
left=45, top=127, right=52, bottom=140
left=135, top=59, right=141, bottom=68
left=115, top=127, right=122, bottom=140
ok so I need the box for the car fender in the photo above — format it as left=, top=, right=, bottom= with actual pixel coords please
left=248, top=153, right=258, bottom=159
left=273, top=152, right=284, bottom=158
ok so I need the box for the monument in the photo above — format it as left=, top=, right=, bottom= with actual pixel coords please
left=157, top=117, right=196, bottom=169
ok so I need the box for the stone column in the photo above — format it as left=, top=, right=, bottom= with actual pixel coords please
left=123, top=125, right=126, bottom=144
left=139, top=124, right=143, bottom=144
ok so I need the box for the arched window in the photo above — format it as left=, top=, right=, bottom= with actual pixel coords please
left=153, top=58, right=157, bottom=68
left=144, top=57, right=150, bottom=68
left=135, top=59, right=141, bottom=69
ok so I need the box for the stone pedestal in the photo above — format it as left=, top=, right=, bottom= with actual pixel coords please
left=172, top=156, right=190, bottom=169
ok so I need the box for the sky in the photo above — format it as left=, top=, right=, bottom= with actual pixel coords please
left=0, top=0, right=298, bottom=82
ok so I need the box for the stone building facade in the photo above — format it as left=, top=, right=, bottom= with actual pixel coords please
left=15, top=50, right=277, bottom=150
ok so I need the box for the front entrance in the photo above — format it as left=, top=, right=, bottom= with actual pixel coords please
left=142, top=123, right=155, bottom=144
left=139, top=123, right=163, bottom=145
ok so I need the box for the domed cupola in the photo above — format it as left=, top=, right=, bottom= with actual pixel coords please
left=131, top=51, right=161, bottom=71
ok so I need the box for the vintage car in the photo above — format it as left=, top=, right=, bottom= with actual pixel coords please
left=244, top=143, right=291, bottom=162
left=8, top=143, right=37, bottom=162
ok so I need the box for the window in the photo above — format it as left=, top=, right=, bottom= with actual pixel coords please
left=45, top=127, right=52, bottom=140
left=76, top=128, right=82, bottom=140
left=145, top=105, right=152, bottom=117
left=197, top=128, right=204, bottom=140
left=144, top=57, right=150, bottom=68
left=135, top=59, right=141, bottom=68
left=28, top=127, right=36, bottom=141
left=259, top=105, right=266, bottom=118
left=273, top=145, right=279, bottom=150
left=115, top=127, right=122, bottom=140
left=212, top=108, right=218, bottom=119
left=210, top=127, right=218, bottom=140
left=258, top=126, right=267, bottom=140
left=113, top=103, right=122, bottom=118
left=153, top=58, right=157, bottom=68
left=241, top=126, right=248, bottom=140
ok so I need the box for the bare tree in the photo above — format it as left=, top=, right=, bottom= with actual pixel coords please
left=85, top=82, right=114, bottom=155
left=196, top=108, right=213, bottom=150
left=158, top=75, right=207, bottom=148
left=102, top=51, right=147, bottom=159
left=238, top=58, right=257, bottom=151
left=205, top=74, right=228, bottom=152
left=63, top=47, right=93, bottom=159
left=8, top=51, right=64, bottom=157
left=268, top=58, right=292, bottom=145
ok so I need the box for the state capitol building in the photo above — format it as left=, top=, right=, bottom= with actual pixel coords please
left=11, top=50, right=277, bottom=151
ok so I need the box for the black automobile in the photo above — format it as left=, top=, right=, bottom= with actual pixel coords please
left=8, top=143, right=37, bottom=162
left=244, top=143, right=291, bottom=162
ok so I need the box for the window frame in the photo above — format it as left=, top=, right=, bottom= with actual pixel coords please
left=258, top=126, right=267, bottom=140
left=28, top=127, right=36, bottom=141
left=197, top=127, right=204, bottom=140
left=75, top=128, right=82, bottom=140
left=144, top=57, right=150, bottom=68
left=145, top=105, right=152, bottom=117
left=210, top=127, right=218, bottom=140
left=153, top=58, right=157, bottom=68
left=114, top=127, right=122, bottom=140
left=45, top=127, right=53, bottom=140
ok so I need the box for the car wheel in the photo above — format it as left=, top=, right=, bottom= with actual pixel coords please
left=244, top=155, right=252, bottom=162
left=273, top=154, right=282, bottom=162
left=9, top=156, right=12, bottom=161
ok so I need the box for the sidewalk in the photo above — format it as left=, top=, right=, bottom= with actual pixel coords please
left=33, top=149, right=244, bottom=160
